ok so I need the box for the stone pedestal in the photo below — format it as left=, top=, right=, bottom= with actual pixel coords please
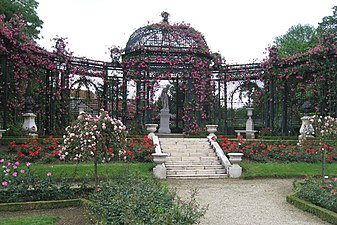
left=245, top=108, right=257, bottom=139
left=246, top=108, right=254, bottom=130
left=228, top=153, right=243, bottom=178
left=159, top=109, right=171, bottom=133
left=153, top=164, right=167, bottom=179
left=23, top=113, right=37, bottom=132
left=152, top=153, right=168, bottom=179
left=228, top=165, right=243, bottom=178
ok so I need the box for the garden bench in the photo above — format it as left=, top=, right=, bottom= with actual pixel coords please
left=234, top=129, right=258, bottom=139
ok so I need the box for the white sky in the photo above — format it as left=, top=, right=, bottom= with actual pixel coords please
left=36, top=0, right=337, bottom=64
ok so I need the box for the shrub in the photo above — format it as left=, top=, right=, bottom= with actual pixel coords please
left=88, top=174, right=207, bottom=225
left=297, top=177, right=337, bottom=213
left=125, top=136, right=154, bottom=162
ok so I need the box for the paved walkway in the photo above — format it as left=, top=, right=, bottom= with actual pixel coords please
left=169, top=179, right=330, bottom=225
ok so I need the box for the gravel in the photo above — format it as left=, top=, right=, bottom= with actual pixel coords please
left=169, top=178, right=331, bottom=225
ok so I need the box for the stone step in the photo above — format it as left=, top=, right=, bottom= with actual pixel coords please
left=167, top=174, right=228, bottom=179
left=166, top=164, right=224, bottom=170
left=160, top=138, right=206, bottom=141
left=166, top=156, right=219, bottom=162
left=161, top=145, right=211, bottom=150
left=167, top=169, right=226, bottom=176
left=166, top=160, right=221, bottom=165
left=158, top=137, right=227, bottom=179
left=160, top=139, right=208, bottom=144
left=163, top=148, right=214, bottom=153
left=165, top=152, right=217, bottom=157
left=157, top=134, right=186, bottom=138
left=159, top=137, right=208, bottom=143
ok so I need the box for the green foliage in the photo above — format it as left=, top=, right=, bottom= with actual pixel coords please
left=318, top=6, right=337, bottom=35
left=274, top=24, right=318, bottom=58
left=297, top=177, right=337, bottom=213
left=0, top=0, right=43, bottom=39
left=88, top=174, right=207, bottom=225
left=0, top=216, right=58, bottom=225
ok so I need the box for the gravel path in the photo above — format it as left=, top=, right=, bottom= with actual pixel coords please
left=169, top=179, right=331, bottom=225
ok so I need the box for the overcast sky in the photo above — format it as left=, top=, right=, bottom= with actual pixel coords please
left=36, top=0, right=337, bottom=64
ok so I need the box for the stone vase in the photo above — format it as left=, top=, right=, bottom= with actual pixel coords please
left=145, top=124, right=158, bottom=139
left=206, top=125, right=218, bottom=138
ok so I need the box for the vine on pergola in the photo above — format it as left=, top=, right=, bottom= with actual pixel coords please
left=262, top=32, right=337, bottom=133
left=122, top=12, right=219, bottom=133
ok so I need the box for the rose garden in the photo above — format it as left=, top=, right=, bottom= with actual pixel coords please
left=1, top=2, right=337, bottom=224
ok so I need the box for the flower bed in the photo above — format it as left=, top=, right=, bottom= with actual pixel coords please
left=217, top=136, right=337, bottom=163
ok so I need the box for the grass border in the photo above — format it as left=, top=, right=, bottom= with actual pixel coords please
left=287, top=192, right=337, bottom=225
left=0, top=198, right=86, bottom=211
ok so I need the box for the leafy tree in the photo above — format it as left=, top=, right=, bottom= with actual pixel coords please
left=317, top=5, right=337, bottom=35
left=274, top=24, right=318, bottom=58
left=0, top=0, right=43, bottom=39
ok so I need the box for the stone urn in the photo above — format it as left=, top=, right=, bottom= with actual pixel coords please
left=206, top=125, right=218, bottom=138
left=152, top=153, right=168, bottom=164
left=228, top=153, right=244, bottom=165
left=145, top=124, right=158, bottom=139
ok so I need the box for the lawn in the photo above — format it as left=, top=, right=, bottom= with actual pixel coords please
left=30, top=162, right=155, bottom=180
left=0, top=216, right=58, bottom=225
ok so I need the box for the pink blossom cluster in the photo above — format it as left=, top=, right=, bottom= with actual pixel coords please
left=59, top=109, right=127, bottom=162
left=0, top=159, right=29, bottom=188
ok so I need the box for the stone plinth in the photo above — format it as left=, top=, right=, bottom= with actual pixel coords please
left=228, top=153, right=243, bottom=178
left=159, top=109, right=171, bottom=133
left=23, top=113, right=37, bottom=132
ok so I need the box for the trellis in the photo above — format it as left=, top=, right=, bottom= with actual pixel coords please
left=2, top=13, right=337, bottom=136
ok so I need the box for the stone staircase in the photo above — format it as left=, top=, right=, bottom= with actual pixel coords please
left=160, top=137, right=227, bottom=179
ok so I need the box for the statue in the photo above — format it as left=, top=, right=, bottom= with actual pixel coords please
left=160, top=85, right=169, bottom=111
left=159, top=85, right=171, bottom=133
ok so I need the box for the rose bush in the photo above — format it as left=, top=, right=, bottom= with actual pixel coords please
left=8, top=136, right=61, bottom=162
left=59, top=109, right=127, bottom=184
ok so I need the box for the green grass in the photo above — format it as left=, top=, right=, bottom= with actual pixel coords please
left=0, top=216, right=58, bottom=225
left=241, top=162, right=337, bottom=179
left=30, top=162, right=155, bottom=180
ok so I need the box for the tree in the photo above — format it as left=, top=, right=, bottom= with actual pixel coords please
left=274, top=24, right=318, bottom=58
left=317, top=6, right=337, bottom=35
left=0, top=0, right=43, bottom=39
